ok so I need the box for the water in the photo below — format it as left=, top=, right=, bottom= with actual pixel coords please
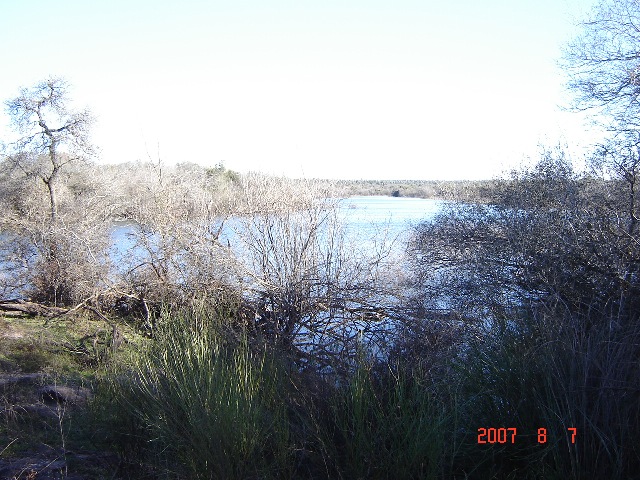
left=339, top=196, right=446, bottom=229
left=337, top=195, right=446, bottom=245
left=1, top=197, right=444, bottom=297
left=1, top=196, right=446, bottom=366
left=109, top=196, right=445, bottom=261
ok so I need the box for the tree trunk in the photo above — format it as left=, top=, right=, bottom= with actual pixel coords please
left=45, top=176, right=58, bottom=223
left=0, top=300, right=67, bottom=317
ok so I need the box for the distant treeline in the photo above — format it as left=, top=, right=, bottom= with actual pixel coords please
left=325, top=178, right=495, bottom=202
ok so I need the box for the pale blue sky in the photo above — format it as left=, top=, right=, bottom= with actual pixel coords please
left=0, top=0, right=600, bottom=179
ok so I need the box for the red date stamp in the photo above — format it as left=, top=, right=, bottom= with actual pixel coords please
left=477, top=427, right=577, bottom=444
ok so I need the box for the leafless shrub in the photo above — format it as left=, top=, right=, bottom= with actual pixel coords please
left=0, top=156, right=112, bottom=306
left=107, top=160, right=243, bottom=323
left=410, top=145, right=640, bottom=331
left=233, top=174, right=405, bottom=373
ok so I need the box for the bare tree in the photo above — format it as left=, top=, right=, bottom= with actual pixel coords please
left=0, top=78, right=103, bottom=306
left=564, top=1, right=640, bottom=306
left=564, top=0, right=640, bottom=131
left=4, top=77, right=95, bottom=222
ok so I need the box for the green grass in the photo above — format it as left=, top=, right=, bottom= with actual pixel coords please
left=104, top=309, right=460, bottom=479
left=0, top=314, right=143, bottom=478
left=0, top=315, right=144, bottom=375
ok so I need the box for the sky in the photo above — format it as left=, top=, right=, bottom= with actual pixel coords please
left=0, top=0, right=601, bottom=180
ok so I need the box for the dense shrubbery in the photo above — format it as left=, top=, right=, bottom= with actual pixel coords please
left=330, top=178, right=493, bottom=202
left=403, top=146, right=640, bottom=478
left=86, top=144, right=640, bottom=478
left=103, top=307, right=451, bottom=479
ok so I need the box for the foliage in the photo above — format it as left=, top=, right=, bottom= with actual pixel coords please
left=323, top=359, right=447, bottom=479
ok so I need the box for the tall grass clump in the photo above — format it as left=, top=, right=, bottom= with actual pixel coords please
left=446, top=305, right=640, bottom=480
left=449, top=316, right=573, bottom=479
left=319, top=356, right=449, bottom=479
left=111, top=307, right=291, bottom=479
left=531, top=308, right=640, bottom=479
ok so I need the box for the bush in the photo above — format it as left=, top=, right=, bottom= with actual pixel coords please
left=408, top=147, right=640, bottom=478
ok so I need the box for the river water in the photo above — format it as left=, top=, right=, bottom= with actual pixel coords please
left=339, top=195, right=445, bottom=227
left=110, top=195, right=446, bottom=261
left=337, top=195, right=445, bottom=241
left=2, top=196, right=447, bottom=365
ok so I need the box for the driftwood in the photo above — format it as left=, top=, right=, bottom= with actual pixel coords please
left=0, top=299, right=130, bottom=355
left=0, top=300, right=68, bottom=317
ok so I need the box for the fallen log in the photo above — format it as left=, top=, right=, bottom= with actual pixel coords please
left=0, top=300, right=68, bottom=317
